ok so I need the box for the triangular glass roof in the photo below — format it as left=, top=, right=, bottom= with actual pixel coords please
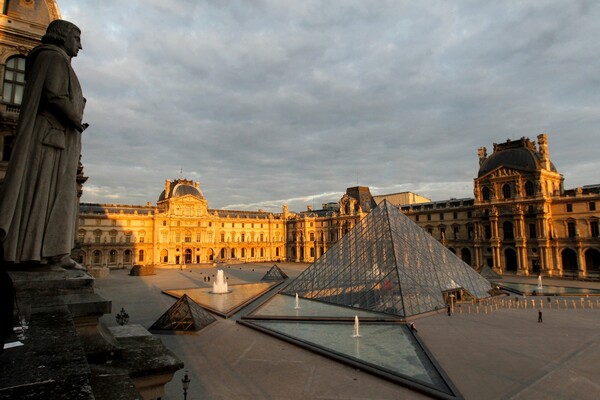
left=282, top=200, right=492, bottom=318
left=150, top=294, right=216, bottom=332
left=261, top=264, right=288, bottom=281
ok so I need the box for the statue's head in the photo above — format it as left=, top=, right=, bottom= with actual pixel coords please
left=42, top=20, right=82, bottom=57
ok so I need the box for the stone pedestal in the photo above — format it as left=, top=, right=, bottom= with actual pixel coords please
left=1, top=266, right=182, bottom=400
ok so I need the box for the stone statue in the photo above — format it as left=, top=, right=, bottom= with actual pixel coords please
left=0, top=20, right=87, bottom=269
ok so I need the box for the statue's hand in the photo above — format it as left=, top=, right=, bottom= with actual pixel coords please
left=76, top=122, right=89, bottom=133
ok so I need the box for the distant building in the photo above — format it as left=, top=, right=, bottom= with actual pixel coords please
left=373, top=191, right=431, bottom=206
left=79, top=135, right=599, bottom=278
left=286, top=135, right=599, bottom=278
left=78, top=179, right=287, bottom=268
left=401, top=134, right=599, bottom=278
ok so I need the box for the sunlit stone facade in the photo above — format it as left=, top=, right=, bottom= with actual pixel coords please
left=78, top=179, right=286, bottom=268
left=286, top=135, right=599, bottom=278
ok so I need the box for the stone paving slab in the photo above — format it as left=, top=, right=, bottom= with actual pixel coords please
left=94, top=264, right=600, bottom=400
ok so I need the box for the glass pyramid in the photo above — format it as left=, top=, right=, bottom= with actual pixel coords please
left=149, top=294, right=216, bottom=332
left=283, top=200, right=492, bottom=318
left=261, top=264, right=288, bottom=281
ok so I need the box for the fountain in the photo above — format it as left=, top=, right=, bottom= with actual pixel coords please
left=537, top=275, right=543, bottom=293
left=351, top=315, right=361, bottom=338
left=212, top=269, right=230, bottom=294
left=294, top=293, right=301, bottom=309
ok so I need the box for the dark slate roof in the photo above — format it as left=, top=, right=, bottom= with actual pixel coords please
left=478, top=138, right=557, bottom=177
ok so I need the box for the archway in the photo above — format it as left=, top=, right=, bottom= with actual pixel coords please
left=207, top=249, right=214, bottom=261
left=109, top=249, right=117, bottom=264
left=461, top=248, right=472, bottom=266
left=160, top=249, right=168, bottom=263
left=504, top=248, right=518, bottom=272
left=184, top=248, right=192, bottom=264
left=448, top=247, right=456, bottom=254
left=584, top=248, right=600, bottom=275
left=561, top=248, right=578, bottom=273
left=124, top=250, right=132, bottom=264
left=93, top=250, right=101, bottom=265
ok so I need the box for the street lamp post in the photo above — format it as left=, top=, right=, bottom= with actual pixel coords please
left=181, top=371, right=191, bottom=400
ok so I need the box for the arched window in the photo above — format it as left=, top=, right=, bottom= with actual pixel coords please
left=93, top=250, right=101, bottom=264
left=138, top=249, right=145, bottom=262
left=482, top=186, right=491, bottom=201
left=502, top=184, right=511, bottom=199
left=109, top=250, right=117, bottom=263
left=525, top=181, right=535, bottom=197
left=503, top=221, right=514, bottom=240
left=2, top=56, right=26, bottom=105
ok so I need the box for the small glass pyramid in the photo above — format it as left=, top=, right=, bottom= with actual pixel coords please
left=282, top=200, right=493, bottom=318
left=261, top=264, right=289, bottom=281
left=150, top=294, right=216, bottom=332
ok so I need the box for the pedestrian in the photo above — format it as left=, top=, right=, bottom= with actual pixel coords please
left=447, top=304, right=451, bottom=316
left=538, top=309, right=543, bottom=323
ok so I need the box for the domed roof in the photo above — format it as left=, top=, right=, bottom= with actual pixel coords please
left=158, top=180, right=205, bottom=202
left=478, top=139, right=557, bottom=177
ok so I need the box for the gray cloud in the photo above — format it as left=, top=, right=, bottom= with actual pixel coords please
left=61, top=0, right=600, bottom=212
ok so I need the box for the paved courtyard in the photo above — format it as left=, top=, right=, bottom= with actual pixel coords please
left=94, top=264, right=600, bottom=400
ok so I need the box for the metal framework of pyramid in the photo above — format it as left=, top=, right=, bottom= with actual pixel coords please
left=283, top=200, right=492, bottom=318
left=261, top=264, right=288, bottom=281
left=150, top=294, right=216, bottom=332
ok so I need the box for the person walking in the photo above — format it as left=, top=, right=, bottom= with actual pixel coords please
left=538, top=309, right=543, bottom=323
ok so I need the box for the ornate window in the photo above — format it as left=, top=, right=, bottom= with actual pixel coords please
left=482, top=186, right=491, bottom=201
left=502, top=184, right=511, bottom=199
left=591, top=220, right=599, bottom=237
left=529, top=223, right=537, bottom=239
left=567, top=221, right=576, bottom=238
left=2, top=56, right=26, bottom=105
left=503, top=221, right=514, bottom=240
left=525, top=181, right=535, bottom=197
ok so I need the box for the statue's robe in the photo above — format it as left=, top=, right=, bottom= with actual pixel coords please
left=0, top=44, right=85, bottom=263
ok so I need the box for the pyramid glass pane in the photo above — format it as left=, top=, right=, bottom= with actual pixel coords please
left=283, top=200, right=493, bottom=318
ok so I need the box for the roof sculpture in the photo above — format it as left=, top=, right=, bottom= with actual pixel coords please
left=283, top=200, right=493, bottom=318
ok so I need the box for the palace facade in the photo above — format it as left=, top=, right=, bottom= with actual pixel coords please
left=287, top=134, right=599, bottom=278
left=78, top=179, right=287, bottom=268
left=78, top=134, right=599, bottom=279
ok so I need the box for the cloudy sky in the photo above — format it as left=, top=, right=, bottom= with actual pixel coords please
left=59, top=1, right=599, bottom=213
